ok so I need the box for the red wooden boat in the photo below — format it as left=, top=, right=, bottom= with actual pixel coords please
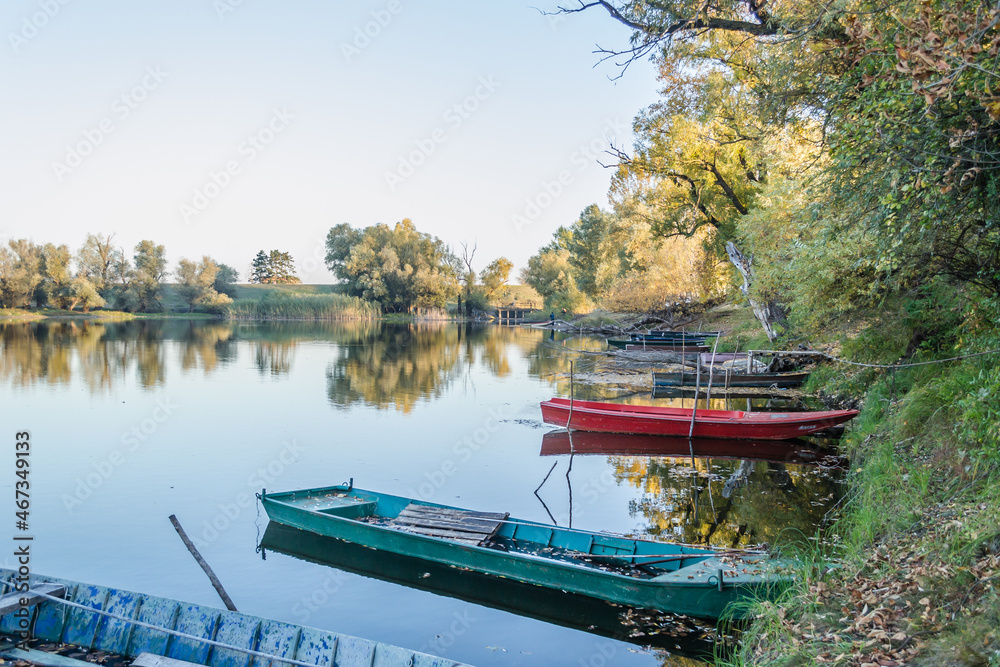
left=540, top=398, right=858, bottom=440
left=539, top=431, right=846, bottom=466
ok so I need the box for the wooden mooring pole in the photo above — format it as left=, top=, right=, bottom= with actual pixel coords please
left=169, top=514, right=238, bottom=612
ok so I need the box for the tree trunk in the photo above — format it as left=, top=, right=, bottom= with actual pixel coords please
left=725, top=241, right=785, bottom=342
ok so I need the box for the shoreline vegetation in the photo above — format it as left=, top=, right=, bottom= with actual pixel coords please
left=0, top=283, right=544, bottom=322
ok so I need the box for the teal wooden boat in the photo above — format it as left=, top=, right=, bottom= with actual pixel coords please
left=259, top=523, right=719, bottom=657
left=0, top=568, right=465, bottom=667
left=653, top=370, right=809, bottom=388
left=607, top=339, right=709, bottom=351
left=261, top=483, right=789, bottom=620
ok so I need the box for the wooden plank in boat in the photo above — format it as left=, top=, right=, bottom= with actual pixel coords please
left=389, top=525, right=484, bottom=545
left=394, top=516, right=499, bottom=535
left=390, top=503, right=508, bottom=545
left=400, top=505, right=508, bottom=521
left=396, top=510, right=504, bottom=532
left=392, top=520, right=492, bottom=540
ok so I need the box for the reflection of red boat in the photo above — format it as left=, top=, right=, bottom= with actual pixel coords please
left=540, top=431, right=844, bottom=465
left=540, top=398, right=859, bottom=440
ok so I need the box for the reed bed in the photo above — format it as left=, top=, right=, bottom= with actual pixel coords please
left=227, top=293, right=379, bottom=320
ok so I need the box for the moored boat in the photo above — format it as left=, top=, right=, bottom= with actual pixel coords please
left=608, top=339, right=710, bottom=351
left=259, top=523, right=719, bottom=656
left=698, top=352, right=747, bottom=365
left=629, top=331, right=719, bottom=341
left=653, top=370, right=810, bottom=388
left=540, top=398, right=858, bottom=439
left=0, top=569, right=462, bottom=667
left=261, top=484, right=789, bottom=620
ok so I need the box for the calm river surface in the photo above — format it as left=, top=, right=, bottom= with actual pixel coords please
left=0, top=320, right=843, bottom=666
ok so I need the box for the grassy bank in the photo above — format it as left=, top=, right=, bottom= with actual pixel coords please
left=0, top=308, right=142, bottom=321
left=226, top=292, right=379, bottom=320
left=713, top=292, right=1000, bottom=666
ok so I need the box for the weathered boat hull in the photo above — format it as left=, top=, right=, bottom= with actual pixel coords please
left=539, top=431, right=844, bottom=465
left=261, top=486, right=788, bottom=620
left=653, top=371, right=810, bottom=388
left=259, top=523, right=719, bottom=657
left=0, top=569, right=462, bottom=667
left=540, top=398, right=858, bottom=440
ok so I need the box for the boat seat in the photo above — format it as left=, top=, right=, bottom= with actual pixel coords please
left=388, top=503, right=508, bottom=546
left=0, top=584, right=65, bottom=615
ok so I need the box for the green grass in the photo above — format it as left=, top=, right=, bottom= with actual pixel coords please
left=717, top=292, right=1000, bottom=666
left=229, top=283, right=346, bottom=299
left=0, top=308, right=44, bottom=320
left=226, top=292, right=378, bottom=320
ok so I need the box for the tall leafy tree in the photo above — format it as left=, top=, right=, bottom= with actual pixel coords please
left=480, top=257, right=514, bottom=300
left=176, top=256, right=233, bottom=312
left=120, top=240, right=167, bottom=312
left=325, top=219, right=460, bottom=311
left=519, top=247, right=592, bottom=312
left=562, top=205, right=631, bottom=298
left=213, top=263, right=239, bottom=297
left=520, top=249, right=574, bottom=298
left=267, top=250, right=300, bottom=284
left=66, top=277, right=105, bottom=313
left=77, top=233, right=122, bottom=298
left=36, top=243, right=73, bottom=308
left=249, top=250, right=300, bottom=284
left=250, top=251, right=272, bottom=284
left=0, top=240, right=42, bottom=308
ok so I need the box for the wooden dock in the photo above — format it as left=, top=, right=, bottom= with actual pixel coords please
left=494, top=307, right=535, bottom=324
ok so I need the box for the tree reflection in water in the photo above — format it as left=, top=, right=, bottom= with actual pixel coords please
left=611, top=454, right=842, bottom=550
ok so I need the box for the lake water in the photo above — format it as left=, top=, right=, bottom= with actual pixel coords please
left=0, top=320, right=844, bottom=666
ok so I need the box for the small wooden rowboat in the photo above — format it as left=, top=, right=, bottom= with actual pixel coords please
left=259, top=523, right=717, bottom=656
left=540, top=398, right=858, bottom=440
left=699, top=352, right=747, bottom=365
left=539, top=431, right=844, bottom=465
left=608, top=339, right=710, bottom=351
left=261, top=484, right=789, bottom=620
left=653, top=370, right=810, bottom=388
left=630, top=331, right=719, bottom=341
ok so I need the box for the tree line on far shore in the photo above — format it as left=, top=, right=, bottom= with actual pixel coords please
left=0, top=235, right=302, bottom=313
left=324, top=218, right=513, bottom=313
left=1, top=220, right=517, bottom=316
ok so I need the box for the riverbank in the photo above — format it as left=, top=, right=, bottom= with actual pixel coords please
left=718, top=299, right=1000, bottom=664
left=545, top=298, right=1000, bottom=664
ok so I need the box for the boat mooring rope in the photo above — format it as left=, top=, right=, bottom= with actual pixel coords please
left=814, top=347, right=1000, bottom=370
left=18, top=589, right=337, bottom=667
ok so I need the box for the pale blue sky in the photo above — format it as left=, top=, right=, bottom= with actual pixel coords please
left=1, top=1, right=658, bottom=282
